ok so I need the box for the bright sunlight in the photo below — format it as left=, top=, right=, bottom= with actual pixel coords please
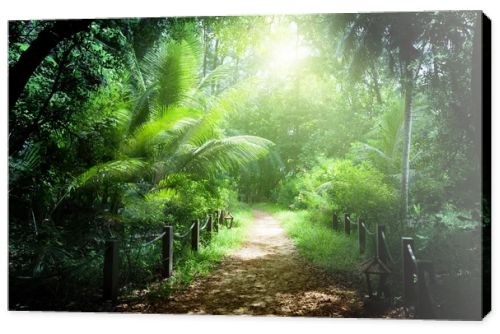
left=262, top=21, right=311, bottom=74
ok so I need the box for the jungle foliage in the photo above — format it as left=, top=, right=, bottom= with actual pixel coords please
left=8, top=12, right=487, bottom=316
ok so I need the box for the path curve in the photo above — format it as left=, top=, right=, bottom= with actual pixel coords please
left=147, top=210, right=364, bottom=316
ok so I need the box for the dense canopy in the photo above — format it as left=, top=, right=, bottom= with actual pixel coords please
left=8, top=13, right=488, bottom=319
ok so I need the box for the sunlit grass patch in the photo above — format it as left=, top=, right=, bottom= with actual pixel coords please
left=265, top=205, right=360, bottom=275
left=251, top=202, right=283, bottom=214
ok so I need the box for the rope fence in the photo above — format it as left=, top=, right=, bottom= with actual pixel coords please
left=332, top=209, right=436, bottom=319
left=102, top=208, right=232, bottom=302
left=138, top=231, right=166, bottom=248
left=200, top=216, right=210, bottom=231
left=174, top=222, right=196, bottom=240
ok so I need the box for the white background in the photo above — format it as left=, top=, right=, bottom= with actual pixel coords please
left=0, top=0, right=498, bottom=333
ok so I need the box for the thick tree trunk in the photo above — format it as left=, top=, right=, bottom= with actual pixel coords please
left=9, top=19, right=92, bottom=111
left=401, top=76, right=414, bottom=226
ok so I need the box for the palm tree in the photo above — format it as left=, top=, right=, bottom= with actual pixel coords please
left=355, top=99, right=404, bottom=176
left=73, top=37, right=273, bottom=214
left=334, top=12, right=473, bottom=225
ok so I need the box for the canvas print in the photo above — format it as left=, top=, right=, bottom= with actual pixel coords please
left=8, top=11, right=490, bottom=320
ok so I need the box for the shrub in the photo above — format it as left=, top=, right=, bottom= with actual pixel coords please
left=274, top=177, right=301, bottom=209
left=292, top=158, right=398, bottom=226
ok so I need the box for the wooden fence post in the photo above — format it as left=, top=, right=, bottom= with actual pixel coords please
left=402, top=237, right=415, bottom=305
left=344, top=213, right=351, bottom=235
left=415, top=260, right=435, bottom=319
left=415, top=261, right=434, bottom=319
left=358, top=218, right=366, bottom=255
left=332, top=213, right=338, bottom=231
left=219, top=210, right=225, bottom=228
left=191, top=219, right=200, bottom=251
left=207, top=215, right=213, bottom=236
left=213, top=210, right=219, bottom=233
left=162, top=226, right=173, bottom=278
left=376, top=224, right=388, bottom=263
left=376, top=224, right=390, bottom=298
left=103, top=240, right=119, bottom=301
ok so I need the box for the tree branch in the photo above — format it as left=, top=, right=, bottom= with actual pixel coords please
left=9, top=19, right=92, bottom=111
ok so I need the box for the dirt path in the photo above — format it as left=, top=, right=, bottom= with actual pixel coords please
left=147, top=210, right=364, bottom=316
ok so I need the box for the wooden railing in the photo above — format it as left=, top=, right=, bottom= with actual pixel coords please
left=332, top=210, right=436, bottom=318
left=102, top=208, right=233, bottom=302
left=402, top=237, right=436, bottom=319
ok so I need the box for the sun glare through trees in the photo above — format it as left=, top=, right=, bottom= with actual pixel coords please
left=8, top=12, right=490, bottom=320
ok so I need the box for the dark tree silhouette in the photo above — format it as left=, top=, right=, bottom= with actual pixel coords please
left=9, top=19, right=92, bottom=111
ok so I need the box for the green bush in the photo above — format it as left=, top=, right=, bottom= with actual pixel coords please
left=292, top=158, right=398, bottom=226
left=274, top=177, right=301, bottom=209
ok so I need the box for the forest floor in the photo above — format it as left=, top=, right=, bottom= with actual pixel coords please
left=137, top=210, right=366, bottom=317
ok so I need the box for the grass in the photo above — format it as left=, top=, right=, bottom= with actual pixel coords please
left=141, top=202, right=362, bottom=301
left=257, top=203, right=361, bottom=276
left=252, top=202, right=283, bottom=214
left=146, top=203, right=254, bottom=298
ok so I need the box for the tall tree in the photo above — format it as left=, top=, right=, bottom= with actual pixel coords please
left=334, top=12, right=473, bottom=224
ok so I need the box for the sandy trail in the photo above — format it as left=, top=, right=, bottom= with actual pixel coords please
left=147, top=210, right=364, bottom=316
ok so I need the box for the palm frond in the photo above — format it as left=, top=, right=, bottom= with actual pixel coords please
left=238, top=148, right=284, bottom=178
left=175, top=81, right=257, bottom=148
left=125, top=38, right=201, bottom=135
left=75, top=159, right=148, bottom=188
left=142, top=39, right=200, bottom=108
left=197, top=62, right=235, bottom=91
left=358, top=142, right=393, bottom=162
left=145, top=188, right=179, bottom=202
left=125, top=106, right=200, bottom=158
left=9, top=142, right=41, bottom=173
left=378, top=100, right=404, bottom=157
left=126, top=84, right=157, bottom=135
left=316, top=181, right=333, bottom=193
left=9, top=142, right=41, bottom=185
left=182, top=135, right=274, bottom=176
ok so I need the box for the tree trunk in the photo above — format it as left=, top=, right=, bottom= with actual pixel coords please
left=9, top=19, right=92, bottom=111
left=470, top=12, right=483, bottom=178
left=202, top=23, right=208, bottom=78
left=211, top=38, right=219, bottom=94
left=233, top=56, right=240, bottom=84
left=370, top=66, right=383, bottom=104
left=400, top=76, right=414, bottom=226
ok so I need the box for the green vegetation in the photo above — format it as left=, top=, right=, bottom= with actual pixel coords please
left=8, top=12, right=487, bottom=318
left=278, top=159, right=398, bottom=225
left=270, top=206, right=359, bottom=275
